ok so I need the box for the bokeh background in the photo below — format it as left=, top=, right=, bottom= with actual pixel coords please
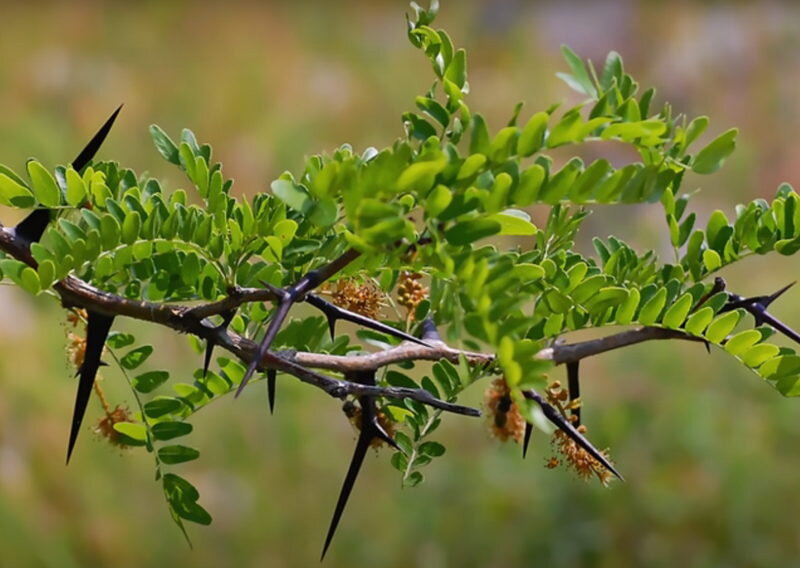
left=2, top=1, right=800, bottom=567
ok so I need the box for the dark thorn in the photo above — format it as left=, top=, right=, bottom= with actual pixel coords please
left=703, top=340, right=711, bottom=354
left=326, top=314, right=337, bottom=340
left=202, top=340, right=214, bottom=379
left=566, top=361, right=581, bottom=427
left=524, top=390, right=623, bottom=481
left=71, top=104, right=123, bottom=171
left=419, top=317, right=441, bottom=342
left=321, top=424, right=370, bottom=561
left=522, top=422, right=533, bottom=459
left=66, top=312, right=114, bottom=464
left=761, top=281, right=795, bottom=309
left=267, top=369, right=276, bottom=415
left=14, top=105, right=122, bottom=245
left=321, top=370, right=386, bottom=560
left=305, top=294, right=431, bottom=348
left=14, top=209, right=53, bottom=244
left=202, top=309, right=236, bottom=378
left=237, top=297, right=294, bottom=397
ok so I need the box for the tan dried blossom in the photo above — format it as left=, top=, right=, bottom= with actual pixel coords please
left=342, top=400, right=396, bottom=449
left=328, top=278, right=386, bottom=320
left=544, top=381, right=614, bottom=486
left=67, top=332, right=87, bottom=370
left=94, top=405, right=134, bottom=449
left=484, top=377, right=525, bottom=443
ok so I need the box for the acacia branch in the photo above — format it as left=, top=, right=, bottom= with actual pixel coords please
left=540, top=326, right=704, bottom=364
left=0, top=222, right=710, bottom=417
left=0, top=224, right=476, bottom=416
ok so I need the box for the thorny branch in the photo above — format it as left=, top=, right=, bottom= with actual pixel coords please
left=0, top=221, right=715, bottom=397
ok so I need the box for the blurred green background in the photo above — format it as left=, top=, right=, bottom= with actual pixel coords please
left=2, top=1, right=800, bottom=566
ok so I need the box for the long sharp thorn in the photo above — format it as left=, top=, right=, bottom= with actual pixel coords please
left=14, top=209, right=53, bottom=244
left=71, top=104, right=123, bottom=171
left=566, top=361, right=581, bottom=427
left=305, top=294, right=430, bottom=347
left=15, top=105, right=122, bottom=244
left=66, top=312, right=114, bottom=464
left=522, top=422, right=533, bottom=459
left=757, top=311, right=800, bottom=346
left=202, top=340, right=214, bottom=378
left=267, top=369, right=277, bottom=414
left=526, top=390, right=623, bottom=481
left=237, top=297, right=293, bottom=397
left=761, top=281, right=795, bottom=309
left=327, top=314, right=337, bottom=340
left=321, top=427, right=370, bottom=561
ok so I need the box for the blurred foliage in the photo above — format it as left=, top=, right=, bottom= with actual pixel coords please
left=2, top=1, right=800, bottom=567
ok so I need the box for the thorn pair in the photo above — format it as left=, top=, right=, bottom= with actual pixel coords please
left=522, top=361, right=582, bottom=459
left=723, top=282, right=800, bottom=344
left=14, top=106, right=122, bottom=463
left=522, top=388, right=622, bottom=481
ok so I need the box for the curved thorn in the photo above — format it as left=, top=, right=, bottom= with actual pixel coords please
left=267, top=369, right=277, bottom=414
left=67, top=312, right=114, bottom=464
left=305, top=294, right=431, bottom=347
left=524, top=390, right=623, bottom=481
left=522, top=422, right=533, bottom=459
left=566, top=361, right=581, bottom=427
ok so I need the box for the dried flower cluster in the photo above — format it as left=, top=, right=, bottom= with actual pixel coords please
left=342, top=400, right=396, bottom=449
left=484, top=377, right=525, bottom=443
left=397, top=272, right=428, bottom=322
left=327, top=278, right=386, bottom=320
left=544, top=381, right=614, bottom=486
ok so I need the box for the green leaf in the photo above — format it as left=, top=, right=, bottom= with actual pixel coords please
left=518, top=112, right=548, bottom=157
left=425, top=184, right=452, bottom=218
left=637, top=287, right=667, bottom=325
left=121, top=345, right=154, bottom=370
left=444, top=48, right=467, bottom=89
left=702, top=249, right=722, bottom=272
left=107, top=332, right=135, bottom=349
left=557, top=45, right=597, bottom=97
left=150, top=125, right=181, bottom=165
left=705, top=310, right=741, bottom=344
left=133, top=370, right=170, bottom=393
left=724, top=330, right=762, bottom=356
left=65, top=167, right=87, bottom=206
left=271, top=178, right=311, bottom=213
left=692, top=128, right=738, bottom=174
left=121, top=211, right=142, bottom=245
left=662, top=293, right=693, bottom=328
left=112, top=422, right=148, bottom=443
left=18, top=267, right=41, bottom=295
left=163, top=473, right=212, bottom=525
left=444, top=218, right=501, bottom=246
left=486, top=211, right=537, bottom=236
left=152, top=421, right=193, bottom=441
left=144, top=396, right=184, bottom=418
left=158, top=444, right=200, bottom=465
left=27, top=161, right=61, bottom=207
left=0, top=173, right=35, bottom=207
left=685, top=306, right=714, bottom=335
left=615, top=287, right=640, bottom=325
